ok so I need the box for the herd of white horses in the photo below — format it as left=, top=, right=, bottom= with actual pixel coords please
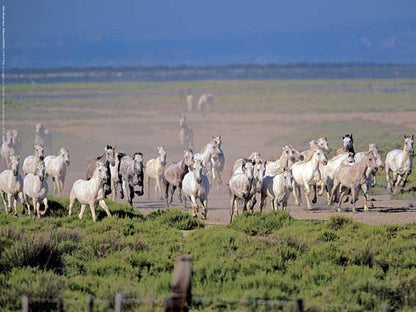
left=0, top=120, right=413, bottom=222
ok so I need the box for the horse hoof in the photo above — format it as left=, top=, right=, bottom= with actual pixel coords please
left=312, top=198, right=317, bottom=204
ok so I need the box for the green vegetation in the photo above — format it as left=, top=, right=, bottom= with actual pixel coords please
left=1, top=200, right=416, bottom=311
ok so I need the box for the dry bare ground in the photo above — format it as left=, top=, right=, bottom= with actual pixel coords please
left=6, top=80, right=416, bottom=225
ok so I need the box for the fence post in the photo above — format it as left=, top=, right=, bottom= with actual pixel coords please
left=115, top=293, right=123, bottom=312
left=296, top=299, right=304, bottom=312
left=165, top=255, right=192, bottom=312
left=22, top=295, right=29, bottom=312
left=87, top=295, right=94, bottom=312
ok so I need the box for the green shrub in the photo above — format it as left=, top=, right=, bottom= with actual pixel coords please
left=230, top=211, right=293, bottom=236
left=147, top=208, right=204, bottom=230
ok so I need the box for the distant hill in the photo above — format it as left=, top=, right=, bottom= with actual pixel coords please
left=8, top=64, right=416, bottom=84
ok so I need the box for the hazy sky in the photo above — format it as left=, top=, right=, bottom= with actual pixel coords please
left=5, top=0, right=416, bottom=67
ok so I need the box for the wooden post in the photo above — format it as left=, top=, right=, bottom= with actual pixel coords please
left=115, top=293, right=123, bottom=312
left=22, top=295, right=29, bottom=312
left=296, top=299, right=304, bottom=312
left=165, top=255, right=192, bottom=312
left=87, top=295, right=94, bottom=312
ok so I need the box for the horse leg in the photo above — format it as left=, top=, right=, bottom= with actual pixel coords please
left=338, top=188, right=346, bottom=213
left=393, top=174, right=402, bottom=195
left=312, top=185, right=317, bottom=204
left=41, top=198, right=48, bottom=215
left=128, top=185, right=134, bottom=207
left=190, top=195, right=198, bottom=218
left=401, top=170, right=411, bottom=188
left=6, top=192, right=12, bottom=214
left=24, top=195, right=31, bottom=217
left=293, top=181, right=300, bottom=206
left=273, top=198, right=279, bottom=212
left=146, top=175, right=151, bottom=199
left=361, top=184, right=369, bottom=212
left=304, top=184, right=312, bottom=210
left=165, top=182, right=170, bottom=208
left=351, top=187, right=357, bottom=213
left=52, top=176, right=57, bottom=195
left=78, top=204, right=86, bottom=220
left=260, top=192, right=266, bottom=213
left=89, top=202, right=97, bottom=222
left=99, top=199, right=112, bottom=217
left=170, top=185, right=177, bottom=204
left=156, top=177, right=163, bottom=200
left=19, top=192, right=25, bottom=214
left=35, top=199, right=40, bottom=219
left=230, top=196, right=235, bottom=222
left=1, top=191, right=8, bottom=213
left=201, top=197, right=208, bottom=220
left=12, top=194, right=18, bottom=215
left=178, top=185, right=183, bottom=203
left=385, top=164, right=392, bottom=191
left=183, top=194, right=187, bottom=210
left=111, top=178, right=116, bottom=201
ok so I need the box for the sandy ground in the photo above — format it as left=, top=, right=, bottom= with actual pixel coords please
left=6, top=99, right=416, bottom=225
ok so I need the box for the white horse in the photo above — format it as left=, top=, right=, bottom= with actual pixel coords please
left=194, top=138, right=221, bottom=177
left=210, top=136, right=225, bottom=189
left=182, top=159, right=210, bottom=219
left=229, top=160, right=255, bottom=222
left=1, top=130, right=18, bottom=168
left=197, top=93, right=213, bottom=113
left=22, top=144, right=45, bottom=175
left=301, top=137, right=329, bottom=160
left=179, top=115, right=194, bottom=150
left=385, top=135, right=414, bottom=194
left=260, top=169, right=293, bottom=212
left=145, top=146, right=167, bottom=199
left=0, top=155, right=24, bottom=215
left=186, top=94, right=195, bottom=113
left=265, top=146, right=296, bottom=175
left=44, top=147, right=70, bottom=197
left=291, top=149, right=328, bottom=210
left=69, top=162, right=112, bottom=222
left=23, top=161, right=48, bottom=218
left=35, top=123, right=52, bottom=154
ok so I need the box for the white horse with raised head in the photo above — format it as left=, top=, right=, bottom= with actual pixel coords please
left=23, top=161, right=48, bottom=218
left=291, top=149, right=328, bottom=210
left=0, top=155, right=24, bottom=215
left=182, top=159, right=210, bottom=219
left=385, top=135, right=414, bottom=194
left=146, top=146, right=167, bottom=199
left=23, top=144, right=45, bottom=176
left=45, top=147, right=70, bottom=197
left=69, top=162, right=112, bottom=222
left=265, top=146, right=296, bottom=175
left=194, top=138, right=221, bottom=176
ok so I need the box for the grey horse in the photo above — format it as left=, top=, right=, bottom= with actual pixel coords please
left=119, top=152, right=144, bottom=206
left=164, top=149, right=194, bottom=207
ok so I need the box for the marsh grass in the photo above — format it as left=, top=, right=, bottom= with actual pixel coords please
left=2, top=206, right=415, bottom=311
